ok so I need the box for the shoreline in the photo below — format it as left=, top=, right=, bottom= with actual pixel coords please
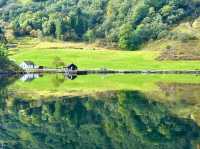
left=1, top=69, right=200, bottom=75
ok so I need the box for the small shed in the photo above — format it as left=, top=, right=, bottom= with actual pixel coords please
left=38, top=66, right=44, bottom=69
left=65, top=64, right=78, bottom=71
left=19, top=61, right=38, bottom=69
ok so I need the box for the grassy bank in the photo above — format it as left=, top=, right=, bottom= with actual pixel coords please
left=9, top=38, right=200, bottom=70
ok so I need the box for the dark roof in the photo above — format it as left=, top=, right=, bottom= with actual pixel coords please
left=23, top=61, right=35, bottom=65
left=67, top=63, right=77, bottom=67
left=66, top=64, right=78, bottom=69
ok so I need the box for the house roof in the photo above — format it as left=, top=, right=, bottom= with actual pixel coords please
left=66, top=64, right=78, bottom=70
left=23, top=61, right=35, bottom=65
left=67, top=63, right=77, bottom=68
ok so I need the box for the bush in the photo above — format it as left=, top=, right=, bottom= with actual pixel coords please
left=52, top=56, right=65, bottom=68
left=0, top=43, right=7, bottom=57
left=168, top=32, right=198, bottom=42
left=83, top=29, right=96, bottom=43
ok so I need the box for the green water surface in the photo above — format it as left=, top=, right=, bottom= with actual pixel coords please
left=0, top=74, right=200, bottom=149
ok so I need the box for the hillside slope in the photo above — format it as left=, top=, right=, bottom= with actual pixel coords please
left=1, top=0, right=200, bottom=50
left=140, top=17, right=200, bottom=60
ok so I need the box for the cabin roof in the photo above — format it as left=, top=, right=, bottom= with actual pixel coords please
left=64, top=64, right=78, bottom=71
left=66, top=63, right=78, bottom=69
left=67, top=63, right=77, bottom=67
left=22, top=61, right=35, bottom=65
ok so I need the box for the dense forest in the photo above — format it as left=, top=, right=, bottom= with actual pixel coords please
left=0, top=25, right=20, bottom=72
left=0, top=0, right=200, bottom=50
left=0, top=26, right=7, bottom=55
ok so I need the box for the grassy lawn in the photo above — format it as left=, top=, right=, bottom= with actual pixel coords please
left=9, top=38, right=200, bottom=70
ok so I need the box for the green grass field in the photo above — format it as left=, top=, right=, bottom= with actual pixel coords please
left=9, top=38, right=200, bottom=70
left=7, top=38, right=200, bottom=99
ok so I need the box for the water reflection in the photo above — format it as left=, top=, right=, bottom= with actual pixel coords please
left=65, top=74, right=78, bottom=80
left=0, top=86, right=200, bottom=148
left=19, top=73, right=111, bottom=82
left=20, top=74, right=43, bottom=82
left=20, top=73, right=78, bottom=82
left=1, top=75, right=200, bottom=148
left=0, top=75, right=19, bottom=89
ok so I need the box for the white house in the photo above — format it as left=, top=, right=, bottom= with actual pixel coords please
left=19, top=61, right=38, bottom=69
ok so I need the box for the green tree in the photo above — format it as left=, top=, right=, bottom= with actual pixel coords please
left=0, top=26, right=7, bottom=57
left=0, top=43, right=8, bottom=57
left=52, top=56, right=65, bottom=68
left=55, top=19, right=63, bottom=40
left=83, top=29, right=96, bottom=43
left=119, top=24, right=134, bottom=49
left=70, top=8, right=88, bottom=38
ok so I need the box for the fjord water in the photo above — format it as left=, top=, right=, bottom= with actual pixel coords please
left=1, top=74, right=200, bottom=149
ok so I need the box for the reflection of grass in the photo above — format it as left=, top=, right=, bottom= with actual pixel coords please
left=10, top=38, right=200, bottom=70
left=17, top=0, right=32, bottom=4
left=9, top=74, right=200, bottom=98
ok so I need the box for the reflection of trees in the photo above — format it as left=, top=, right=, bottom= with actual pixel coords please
left=0, top=88, right=8, bottom=112
left=1, top=91, right=200, bottom=149
left=51, top=74, right=65, bottom=87
left=120, top=92, right=200, bottom=144
left=0, top=75, right=18, bottom=90
left=0, top=75, right=18, bottom=112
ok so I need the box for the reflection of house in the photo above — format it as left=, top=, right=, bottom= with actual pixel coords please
left=65, top=74, right=77, bottom=80
left=19, top=61, right=38, bottom=69
left=20, top=74, right=39, bottom=82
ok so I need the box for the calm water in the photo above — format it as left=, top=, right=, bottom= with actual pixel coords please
left=0, top=74, right=200, bottom=149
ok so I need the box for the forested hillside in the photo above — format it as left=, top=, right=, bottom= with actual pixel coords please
left=0, top=25, right=20, bottom=73
left=0, top=0, right=200, bottom=50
